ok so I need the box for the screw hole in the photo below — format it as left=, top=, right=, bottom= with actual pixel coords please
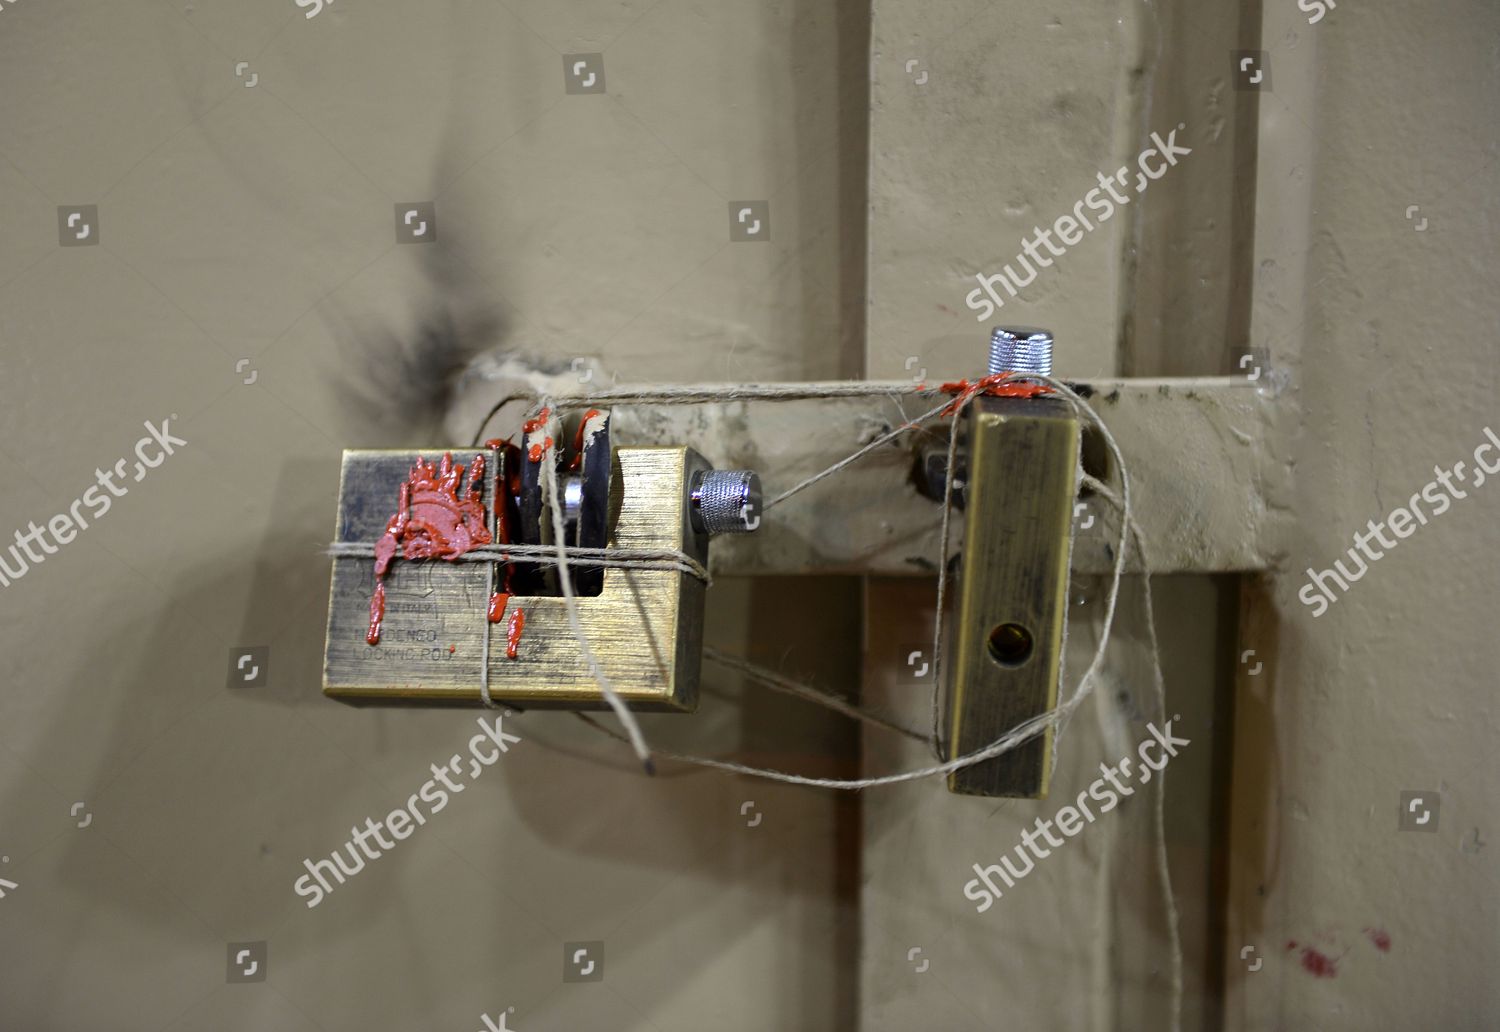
left=987, top=622, right=1034, bottom=667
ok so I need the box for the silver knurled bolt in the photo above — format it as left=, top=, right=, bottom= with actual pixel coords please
left=989, top=326, right=1055, bottom=377
left=690, top=469, right=762, bottom=535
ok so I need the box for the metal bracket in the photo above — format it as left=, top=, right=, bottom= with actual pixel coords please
left=592, top=378, right=1285, bottom=577
left=945, top=395, right=1080, bottom=798
left=325, top=372, right=1285, bottom=797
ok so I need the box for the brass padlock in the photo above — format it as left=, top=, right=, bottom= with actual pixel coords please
left=322, top=409, right=760, bottom=711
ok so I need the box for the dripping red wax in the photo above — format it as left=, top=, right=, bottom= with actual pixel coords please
left=505, top=607, right=526, bottom=659
left=482, top=438, right=524, bottom=645
left=568, top=409, right=603, bottom=471
left=936, top=373, right=1053, bottom=417
left=366, top=452, right=492, bottom=645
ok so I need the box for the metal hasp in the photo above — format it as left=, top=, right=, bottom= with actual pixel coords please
left=946, top=393, right=1080, bottom=798
left=323, top=446, right=711, bottom=711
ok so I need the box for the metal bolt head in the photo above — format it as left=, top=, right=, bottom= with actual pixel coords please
left=690, top=470, right=762, bottom=535
left=988, top=326, right=1054, bottom=377
left=561, top=475, right=583, bottom=527
left=915, top=448, right=967, bottom=510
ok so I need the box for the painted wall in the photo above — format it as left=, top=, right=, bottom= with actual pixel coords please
left=864, top=0, right=1498, bottom=1029
left=0, top=2, right=867, bottom=1030
left=1228, top=1, right=1500, bottom=1027
left=1, top=0, right=1494, bottom=1028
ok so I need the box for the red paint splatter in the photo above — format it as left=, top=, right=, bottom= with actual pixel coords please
left=938, top=373, right=1053, bottom=416
left=488, top=591, right=510, bottom=624
left=366, top=453, right=493, bottom=645
left=378, top=452, right=491, bottom=567
left=522, top=406, right=555, bottom=466
left=448, top=644, right=456, bottom=654
left=569, top=409, right=603, bottom=470
left=1285, top=940, right=1298, bottom=952
left=1364, top=927, right=1391, bottom=952
left=366, top=580, right=387, bottom=646
left=1298, top=947, right=1339, bottom=978
left=505, top=607, right=526, bottom=659
left=521, top=407, right=551, bottom=436
left=526, top=436, right=555, bottom=464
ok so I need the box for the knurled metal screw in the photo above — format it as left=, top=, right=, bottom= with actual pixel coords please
left=690, top=470, right=762, bottom=535
left=989, top=326, right=1054, bottom=377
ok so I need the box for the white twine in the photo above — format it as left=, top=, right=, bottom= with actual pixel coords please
left=543, top=373, right=1135, bottom=791
left=1079, top=469, right=1182, bottom=1028
left=357, top=375, right=1145, bottom=794
left=764, top=394, right=957, bottom=510
left=469, top=375, right=1177, bottom=1029
left=703, top=646, right=926, bottom=743
left=326, top=541, right=710, bottom=583
left=470, top=381, right=958, bottom=446
left=536, top=414, right=657, bottom=773
left=564, top=412, right=1179, bottom=1027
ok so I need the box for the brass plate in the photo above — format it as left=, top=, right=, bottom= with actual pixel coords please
left=322, top=446, right=709, bottom=711
left=947, top=396, right=1080, bottom=797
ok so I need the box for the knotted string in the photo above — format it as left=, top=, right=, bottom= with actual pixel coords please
left=353, top=372, right=1176, bottom=1026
